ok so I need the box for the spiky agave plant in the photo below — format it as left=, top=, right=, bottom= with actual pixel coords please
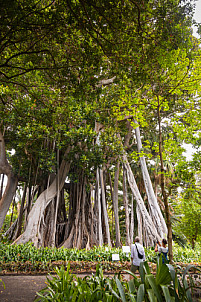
left=119, top=256, right=201, bottom=302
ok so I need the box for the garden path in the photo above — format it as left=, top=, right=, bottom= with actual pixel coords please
left=0, top=275, right=47, bottom=302
left=0, top=272, right=200, bottom=301
left=0, top=273, right=131, bottom=302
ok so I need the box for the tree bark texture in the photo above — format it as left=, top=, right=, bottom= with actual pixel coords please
left=130, top=195, right=134, bottom=244
left=14, top=147, right=71, bottom=247
left=123, top=153, right=161, bottom=244
left=62, top=175, right=95, bottom=249
left=1, top=116, right=171, bottom=249
left=0, top=131, right=18, bottom=230
left=136, top=204, right=143, bottom=244
left=123, top=165, right=131, bottom=246
left=99, top=168, right=112, bottom=246
left=96, top=168, right=103, bottom=246
left=134, top=123, right=167, bottom=238
left=157, top=101, right=173, bottom=262
left=0, top=174, right=5, bottom=199
left=14, top=183, right=27, bottom=239
left=112, top=161, right=121, bottom=247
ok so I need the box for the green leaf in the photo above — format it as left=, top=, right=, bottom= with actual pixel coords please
left=107, top=279, right=120, bottom=299
left=146, top=275, right=163, bottom=302
left=147, top=289, right=158, bottom=302
left=136, top=284, right=144, bottom=302
left=155, top=264, right=172, bottom=285
left=115, top=277, right=126, bottom=302
left=139, top=261, right=145, bottom=284
left=128, top=279, right=137, bottom=294
left=166, top=264, right=180, bottom=300
left=143, top=261, right=151, bottom=275
left=161, top=285, right=175, bottom=302
left=183, top=277, right=192, bottom=302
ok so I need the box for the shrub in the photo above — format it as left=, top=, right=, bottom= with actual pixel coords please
left=0, top=243, right=200, bottom=264
left=35, top=264, right=121, bottom=301
left=35, top=257, right=201, bottom=301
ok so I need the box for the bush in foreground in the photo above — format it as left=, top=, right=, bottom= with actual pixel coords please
left=35, top=257, right=201, bottom=302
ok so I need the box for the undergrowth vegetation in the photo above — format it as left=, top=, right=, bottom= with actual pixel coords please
left=0, top=243, right=200, bottom=274
left=0, top=243, right=200, bottom=300
left=0, top=243, right=200, bottom=264
left=35, top=260, right=201, bottom=302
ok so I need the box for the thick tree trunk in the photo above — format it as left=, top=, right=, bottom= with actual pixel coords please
left=14, top=183, right=27, bottom=239
left=89, top=185, right=96, bottom=248
left=130, top=195, right=134, bottom=244
left=94, top=122, right=111, bottom=246
left=123, top=153, right=160, bottom=244
left=112, top=161, right=121, bottom=247
left=55, top=188, right=67, bottom=247
left=4, top=217, right=18, bottom=240
left=136, top=204, right=143, bottom=244
left=99, top=168, right=112, bottom=246
left=134, top=123, right=167, bottom=238
left=62, top=175, right=94, bottom=249
left=123, top=166, right=130, bottom=246
left=24, top=185, right=32, bottom=228
left=4, top=204, right=27, bottom=240
left=62, top=166, right=112, bottom=249
left=0, top=131, right=18, bottom=230
left=14, top=147, right=71, bottom=246
left=51, top=149, right=60, bottom=247
left=0, top=174, right=5, bottom=199
left=96, top=168, right=103, bottom=246
left=157, top=102, right=173, bottom=262
left=9, top=193, right=16, bottom=227
left=41, top=198, right=56, bottom=247
left=108, top=172, right=115, bottom=245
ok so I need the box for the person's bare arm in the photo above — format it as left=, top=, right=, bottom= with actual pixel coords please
left=155, top=243, right=159, bottom=252
left=155, top=240, right=162, bottom=252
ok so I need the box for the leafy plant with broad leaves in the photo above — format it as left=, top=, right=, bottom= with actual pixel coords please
left=35, top=257, right=201, bottom=301
left=35, top=263, right=121, bottom=301
left=121, top=255, right=201, bottom=301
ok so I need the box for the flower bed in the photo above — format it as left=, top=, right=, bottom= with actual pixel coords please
left=0, top=242, right=200, bottom=275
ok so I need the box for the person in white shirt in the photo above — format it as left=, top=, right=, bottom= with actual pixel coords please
left=131, top=236, right=146, bottom=273
left=155, top=238, right=168, bottom=263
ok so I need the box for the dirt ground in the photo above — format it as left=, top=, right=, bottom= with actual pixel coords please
left=0, top=275, right=48, bottom=302
left=0, top=273, right=130, bottom=302
left=1, top=273, right=200, bottom=302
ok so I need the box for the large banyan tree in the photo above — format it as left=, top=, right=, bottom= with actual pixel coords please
left=0, top=120, right=166, bottom=249
left=0, top=0, right=199, bottom=257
